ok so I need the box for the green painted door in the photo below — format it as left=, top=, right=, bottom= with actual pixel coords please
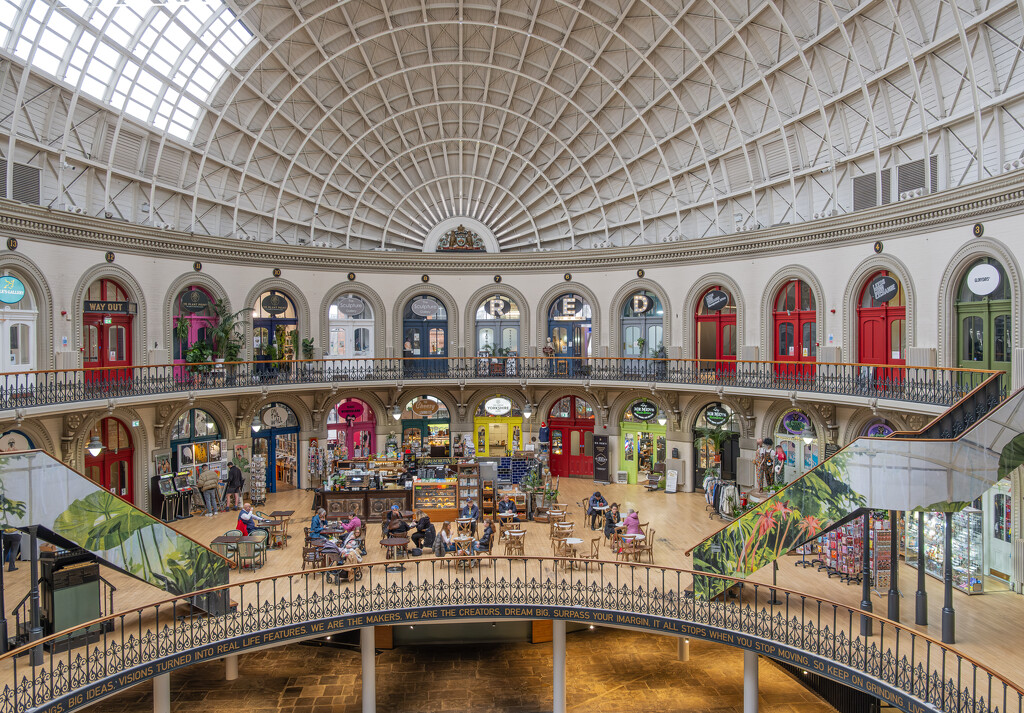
left=956, top=299, right=1012, bottom=373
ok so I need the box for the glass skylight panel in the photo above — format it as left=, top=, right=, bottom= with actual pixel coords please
left=3, top=0, right=252, bottom=139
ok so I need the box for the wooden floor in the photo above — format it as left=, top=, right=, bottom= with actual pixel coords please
left=5, top=479, right=1023, bottom=689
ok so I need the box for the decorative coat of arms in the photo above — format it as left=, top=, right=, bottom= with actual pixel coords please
left=436, top=225, right=485, bottom=251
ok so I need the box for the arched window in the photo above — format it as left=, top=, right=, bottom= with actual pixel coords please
left=620, top=290, right=663, bottom=358
left=695, top=286, right=737, bottom=370
left=170, top=408, right=224, bottom=474
left=173, top=286, right=216, bottom=378
left=253, top=290, right=298, bottom=360
left=400, top=395, right=451, bottom=456
left=956, top=258, right=1012, bottom=372
left=403, top=295, right=448, bottom=376
left=857, top=271, right=906, bottom=366
left=475, top=294, right=521, bottom=356
left=772, top=279, right=816, bottom=375
left=547, top=293, right=592, bottom=377
left=83, top=278, right=134, bottom=381
left=862, top=419, right=895, bottom=437
left=0, top=271, right=37, bottom=377
left=328, top=294, right=374, bottom=359
left=84, top=417, right=134, bottom=504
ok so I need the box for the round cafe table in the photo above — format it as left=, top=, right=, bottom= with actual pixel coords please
left=456, top=518, right=475, bottom=535
left=451, top=535, right=475, bottom=565
left=380, top=536, right=409, bottom=572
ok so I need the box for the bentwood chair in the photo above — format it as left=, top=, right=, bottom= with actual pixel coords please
left=585, top=537, right=601, bottom=560
left=210, top=541, right=235, bottom=567
left=237, top=541, right=260, bottom=570
left=634, top=529, right=654, bottom=564
left=301, top=546, right=324, bottom=571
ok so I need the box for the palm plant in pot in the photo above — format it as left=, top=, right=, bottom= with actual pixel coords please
left=209, top=299, right=248, bottom=362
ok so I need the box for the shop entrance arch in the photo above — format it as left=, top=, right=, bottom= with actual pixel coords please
left=83, top=278, right=134, bottom=384
left=328, top=398, right=377, bottom=460
left=84, top=417, right=134, bottom=504
left=955, top=257, right=1012, bottom=375
left=403, top=295, right=448, bottom=377
left=252, top=403, right=300, bottom=493
left=547, top=294, right=592, bottom=378
left=772, top=279, right=816, bottom=378
left=695, top=286, right=736, bottom=372
left=547, top=395, right=594, bottom=478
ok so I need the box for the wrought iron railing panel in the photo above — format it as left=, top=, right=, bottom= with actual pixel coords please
left=0, top=559, right=1018, bottom=713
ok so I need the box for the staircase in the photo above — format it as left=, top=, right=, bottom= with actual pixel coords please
left=0, top=450, right=230, bottom=612
left=690, top=373, right=1013, bottom=598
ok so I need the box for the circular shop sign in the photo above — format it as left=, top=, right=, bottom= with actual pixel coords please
left=0, top=276, right=26, bottom=304
left=781, top=411, right=813, bottom=436
left=484, top=397, right=512, bottom=416
left=335, top=296, right=365, bottom=317
left=179, top=290, right=211, bottom=313
left=704, top=403, right=731, bottom=426
left=630, top=400, right=658, bottom=422
left=262, top=406, right=291, bottom=428
left=867, top=275, right=900, bottom=303
left=410, top=298, right=440, bottom=318
left=703, top=289, right=730, bottom=312
left=337, top=401, right=364, bottom=420
left=261, top=293, right=290, bottom=315
left=966, top=263, right=1000, bottom=296
left=411, top=399, right=440, bottom=417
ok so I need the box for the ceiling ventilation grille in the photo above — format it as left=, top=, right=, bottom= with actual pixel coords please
left=0, top=161, right=42, bottom=205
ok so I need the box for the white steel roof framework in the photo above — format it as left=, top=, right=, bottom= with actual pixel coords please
left=0, top=0, right=1022, bottom=252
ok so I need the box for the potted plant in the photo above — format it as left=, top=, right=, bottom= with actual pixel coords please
left=184, top=341, right=214, bottom=374
left=301, top=337, right=316, bottom=360
left=208, top=299, right=248, bottom=361
left=635, top=337, right=646, bottom=355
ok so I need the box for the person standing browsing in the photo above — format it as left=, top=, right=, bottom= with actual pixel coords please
left=224, top=461, right=245, bottom=511
left=198, top=466, right=220, bottom=516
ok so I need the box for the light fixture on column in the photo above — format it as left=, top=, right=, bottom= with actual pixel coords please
left=522, top=402, right=533, bottom=419
left=392, top=403, right=402, bottom=420
left=657, top=409, right=667, bottom=426
left=86, top=434, right=104, bottom=457
left=251, top=415, right=262, bottom=433
left=802, top=435, right=813, bottom=445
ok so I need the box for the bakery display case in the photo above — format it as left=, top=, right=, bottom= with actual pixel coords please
left=414, top=477, right=459, bottom=521
left=905, top=510, right=984, bottom=594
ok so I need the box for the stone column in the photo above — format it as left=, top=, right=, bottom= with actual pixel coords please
left=677, top=637, right=690, bottom=661
left=743, top=650, right=758, bottom=713
left=552, top=620, right=566, bottom=713
left=225, top=654, right=238, bottom=681
left=361, top=626, right=375, bottom=713
left=153, top=674, right=170, bottom=713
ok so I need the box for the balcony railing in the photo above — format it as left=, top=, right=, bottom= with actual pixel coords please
left=0, top=356, right=1000, bottom=411
left=0, top=559, right=1018, bottom=713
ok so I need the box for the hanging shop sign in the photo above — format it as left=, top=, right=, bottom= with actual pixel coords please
left=629, top=293, right=653, bottom=314
left=780, top=411, right=813, bottom=436
left=337, top=401, right=365, bottom=420
left=411, top=399, right=440, bottom=417
left=868, top=275, right=900, bottom=303
left=262, top=406, right=291, bottom=428
left=630, top=400, right=658, bottom=422
left=704, top=403, right=731, bottom=426
left=83, top=300, right=135, bottom=314
left=335, top=296, right=365, bottom=317
left=484, top=397, right=512, bottom=416
left=0, top=276, right=26, bottom=304
left=410, top=298, right=440, bottom=318
left=261, top=293, right=290, bottom=315
left=865, top=422, right=894, bottom=437
left=703, top=289, right=730, bottom=312
left=966, top=263, right=1000, bottom=296
left=179, top=290, right=211, bottom=313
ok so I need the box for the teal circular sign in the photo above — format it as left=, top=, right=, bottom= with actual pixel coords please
left=0, top=276, right=26, bottom=304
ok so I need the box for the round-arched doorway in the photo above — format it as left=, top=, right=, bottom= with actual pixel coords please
left=327, top=398, right=377, bottom=461
left=84, top=417, right=134, bottom=504
left=547, top=395, right=595, bottom=478
left=772, top=279, right=816, bottom=376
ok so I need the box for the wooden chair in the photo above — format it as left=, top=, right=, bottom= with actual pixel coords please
left=504, top=531, right=526, bottom=556
left=301, top=546, right=324, bottom=571
left=554, top=521, right=574, bottom=539
left=457, top=520, right=475, bottom=536
left=272, top=519, right=289, bottom=549
left=547, top=511, right=565, bottom=537
left=634, top=529, right=655, bottom=564
left=638, top=521, right=649, bottom=535
left=584, top=537, right=600, bottom=560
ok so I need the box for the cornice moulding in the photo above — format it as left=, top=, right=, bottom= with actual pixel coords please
left=1, top=173, right=1021, bottom=272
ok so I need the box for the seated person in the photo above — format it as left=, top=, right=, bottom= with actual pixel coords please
left=342, top=512, right=362, bottom=535
left=473, top=519, right=495, bottom=552
left=382, top=504, right=404, bottom=535
left=603, top=503, right=621, bottom=539
left=496, top=495, right=521, bottom=522
left=587, top=491, right=607, bottom=530
left=459, top=498, right=480, bottom=534
left=310, top=508, right=327, bottom=540
left=238, top=503, right=269, bottom=536
left=433, top=522, right=456, bottom=556
left=410, top=510, right=434, bottom=548
left=624, top=508, right=642, bottom=534
left=387, top=515, right=411, bottom=535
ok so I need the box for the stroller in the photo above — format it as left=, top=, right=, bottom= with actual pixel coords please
left=319, top=537, right=363, bottom=584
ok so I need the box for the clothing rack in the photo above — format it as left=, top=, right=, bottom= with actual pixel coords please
left=702, top=475, right=738, bottom=520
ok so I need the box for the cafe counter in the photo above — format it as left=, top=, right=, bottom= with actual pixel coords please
left=320, top=489, right=413, bottom=522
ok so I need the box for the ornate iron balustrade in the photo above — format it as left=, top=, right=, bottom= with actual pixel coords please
left=0, top=357, right=999, bottom=411
left=0, top=559, right=1019, bottom=713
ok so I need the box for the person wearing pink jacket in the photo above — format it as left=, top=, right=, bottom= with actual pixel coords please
left=624, top=509, right=642, bottom=535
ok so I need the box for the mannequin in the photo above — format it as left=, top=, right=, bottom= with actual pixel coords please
left=543, top=337, right=555, bottom=357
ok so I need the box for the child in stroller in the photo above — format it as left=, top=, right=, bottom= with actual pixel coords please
left=320, top=532, right=363, bottom=584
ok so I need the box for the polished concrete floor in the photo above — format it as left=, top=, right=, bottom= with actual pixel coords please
left=99, top=628, right=836, bottom=713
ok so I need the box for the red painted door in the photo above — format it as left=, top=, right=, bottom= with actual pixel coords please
left=84, top=315, right=133, bottom=385
left=772, top=280, right=816, bottom=379
left=695, top=287, right=737, bottom=374
left=857, top=271, right=906, bottom=388
left=84, top=418, right=134, bottom=504
left=567, top=427, right=594, bottom=477
left=549, top=428, right=568, bottom=479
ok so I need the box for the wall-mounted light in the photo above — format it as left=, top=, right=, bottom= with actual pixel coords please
left=86, top=434, right=104, bottom=457
left=392, top=404, right=402, bottom=420
left=522, top=403, right=533, bottom=419
left=802, top=435, right=813, bottom=445
left=657, top=410, right=667, bottom=426
left=251, top=415, right=262, bottom=433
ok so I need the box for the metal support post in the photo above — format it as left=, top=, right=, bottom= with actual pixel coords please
left=860, top=511, right=873, bottom=637
left=887, top=509, right=900, bottom=622
left=743, top=650, right=759, bottom=713
left=553, top=620, right=566, bottom=713
left=153, top=674, right=170, bottom=713
left=941, top=511, right=955, bottom=644
left=915, top=511, right=928, bottom=626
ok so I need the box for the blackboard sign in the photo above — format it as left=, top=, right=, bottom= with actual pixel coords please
left=823, top=443, right=840, bottom=460
left=179, top=290, right=210, bottom=313
left=261, top=293, right=290, bottom=315
left=593, top=435, right=609, bottom=482
left=704, top=403, right=730, bottom=426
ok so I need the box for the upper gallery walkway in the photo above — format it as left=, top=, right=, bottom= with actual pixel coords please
left=0, top=356, right=998, bottom=415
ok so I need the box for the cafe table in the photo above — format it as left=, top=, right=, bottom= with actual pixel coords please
left=269, top=510, right=295, bottom=518
left=456, top=517, right=476, bottom=535
left=451, top=535, right=475, bottom=565
left=380, top=536, right=410, bottom=572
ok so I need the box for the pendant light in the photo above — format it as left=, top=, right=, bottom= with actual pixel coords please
left=392, top=403, right=402, bottom=420
left=251, top=414, right=262, bottom=433
left=656, top=410, right=667, bottom=427
left=522, top=402, right=533, bottom=419
left=86, top=434, right=104, bottom=457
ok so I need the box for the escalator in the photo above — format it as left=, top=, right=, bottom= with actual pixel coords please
left=0, top=450, right=230, bottom=613
left=689, top=373, right=1013, bottom=598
